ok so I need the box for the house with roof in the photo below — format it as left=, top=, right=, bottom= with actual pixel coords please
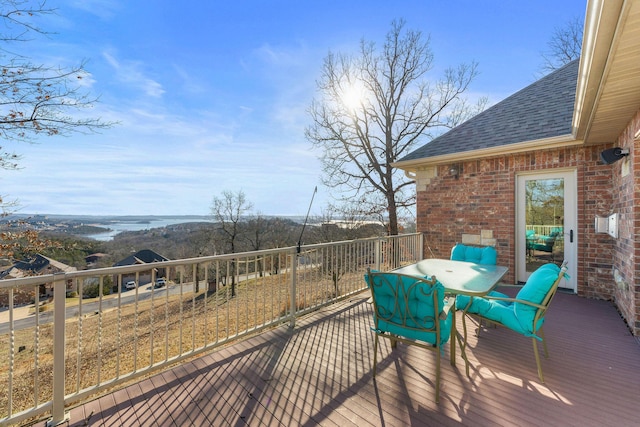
left=393, top=0, right=640, bottom=336
left=113, top=249, right=170, bottom=288
left=84, top=252, right=109, bottom=267
left=0, top=253, right=76, bottom=305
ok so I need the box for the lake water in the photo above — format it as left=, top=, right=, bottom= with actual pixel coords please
left=86, top=217, right=212, bottom=241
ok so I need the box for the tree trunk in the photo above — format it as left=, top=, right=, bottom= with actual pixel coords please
left=387, top=194, right=399, bottom=236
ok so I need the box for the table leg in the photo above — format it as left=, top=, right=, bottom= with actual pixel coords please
left=450, top=304, right=456, bottom=367
left=451, top=297, right=473, bottom=377
left=460, top=306, right=471, bottom=377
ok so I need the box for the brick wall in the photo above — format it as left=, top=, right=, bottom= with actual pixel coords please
left=415, top=141, right=639, bottom=334
left=608, top=109, right=639, bottom=334
left=417, top=157, right=515, bottom=282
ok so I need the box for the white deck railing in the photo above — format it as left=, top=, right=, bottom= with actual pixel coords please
left=526, top=225, right=563, bottom=237
left=0, top=233, right=422, bottom=426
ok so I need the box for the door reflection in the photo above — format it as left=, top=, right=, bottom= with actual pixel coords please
left=525, top=178, right=564, bottom=273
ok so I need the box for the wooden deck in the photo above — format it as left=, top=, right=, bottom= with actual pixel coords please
left=56, top=290, right=640, bottom=426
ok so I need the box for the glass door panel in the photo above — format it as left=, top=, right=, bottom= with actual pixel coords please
left=517, top=170, right=576, bottom=291
left=525, top=178, right=564, bottom=273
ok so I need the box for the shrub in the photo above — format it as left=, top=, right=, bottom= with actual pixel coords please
left=82, top=283, right=112, bottom=299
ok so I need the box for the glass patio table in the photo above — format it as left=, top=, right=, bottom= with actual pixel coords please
left=393, top=259, right=508, bottom=373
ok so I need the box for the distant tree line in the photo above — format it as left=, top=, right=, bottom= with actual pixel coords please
left=1, top=194, right=411, bottom=277
left=28, top=213, right=394, bottom=272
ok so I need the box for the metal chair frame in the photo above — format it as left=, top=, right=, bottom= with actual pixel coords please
left=367, top=268, right=454, bottom=403
left=471, top=261, right=568, bottom=382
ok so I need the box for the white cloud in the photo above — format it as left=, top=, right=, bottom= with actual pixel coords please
left=68, top=0, right=121, bottom=20
left=172, top=64, right=208, bottom=95
left=102, top=51, right=165, bottom=98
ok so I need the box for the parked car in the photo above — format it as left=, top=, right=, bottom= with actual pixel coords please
left=154, top=278, right=167, bottom=288
left=125, top=280, right=137, bottom=290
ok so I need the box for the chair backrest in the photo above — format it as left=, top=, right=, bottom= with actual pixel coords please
left=515, top=261, right=568, bottom=332
left=450, top=243, right=497, bottom=265
left=365, top=269, right=447, bottom=346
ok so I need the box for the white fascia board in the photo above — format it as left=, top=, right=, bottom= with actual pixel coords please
left=573, top=0, right=627, bottom=141
left=392, top=134, right=581, bottom=171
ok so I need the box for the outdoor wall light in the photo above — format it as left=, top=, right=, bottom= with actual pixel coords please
left=600, top=147, right=629, bottom=165
left=449, top=164, right=461, bottom=178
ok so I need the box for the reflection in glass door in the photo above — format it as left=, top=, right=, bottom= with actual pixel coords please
left=525, top=178, right=564, bottom=274
left=517, top=171, right=576, bottom=291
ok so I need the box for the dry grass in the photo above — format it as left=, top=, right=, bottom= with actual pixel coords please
left=0, top=266, right=368, bottom=418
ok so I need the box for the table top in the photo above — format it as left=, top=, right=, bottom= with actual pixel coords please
left=393, top=258, right=508, bottom=296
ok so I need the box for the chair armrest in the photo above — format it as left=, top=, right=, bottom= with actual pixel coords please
left=484, top=294, right=546, bottom=310
left=494, top=284, right=522, bottom=288
left=440, top=297, right=455, bottom=320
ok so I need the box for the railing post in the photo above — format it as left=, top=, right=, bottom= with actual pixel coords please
left=289, top=251, right=297, bottom=328
left=418, top=232, right=424, bottom=260
left=47, top=273, right=70, bottom=426
left=375, top=238, right=381, bottom=271
left=8, top=288, right=14, bottom=417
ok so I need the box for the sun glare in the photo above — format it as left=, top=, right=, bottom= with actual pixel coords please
left=341, top=81, right=365, bottom=111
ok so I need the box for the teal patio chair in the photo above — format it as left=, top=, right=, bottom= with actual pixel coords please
left=457, top=261, right=569, bottom=382
left=450, top=243, right=498, bottom=344
left=526, top=230, right=536, bottom=256
left=365, top=268, right=456, bottom=403
left=450, top=243, right=497, bottom=265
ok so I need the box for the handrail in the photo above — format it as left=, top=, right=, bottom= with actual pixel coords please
left=0, top=233, right=422, bottom=426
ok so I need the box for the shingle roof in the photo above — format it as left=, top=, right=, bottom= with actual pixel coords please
left=399, top=59, right=579, bottom=162
left=113, top=249, right=169, bottom=267
left=0, top=254, right=76, bottom=279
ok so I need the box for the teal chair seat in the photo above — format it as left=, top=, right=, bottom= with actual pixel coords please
left=456, top=262, right=568, bottom=382
left=365, top=268, right=456, bottom=402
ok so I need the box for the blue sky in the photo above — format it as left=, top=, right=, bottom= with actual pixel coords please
left=2, top=0, right=586, bottom=217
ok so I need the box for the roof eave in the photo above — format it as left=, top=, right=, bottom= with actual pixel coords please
left=573, top=0, right=633, bottom=143
left=393, top=134, right=580, bottom=171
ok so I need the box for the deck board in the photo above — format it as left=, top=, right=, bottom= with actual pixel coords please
left=62, top=291, right=640, bottom=427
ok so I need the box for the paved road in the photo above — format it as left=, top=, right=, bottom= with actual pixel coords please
left=0, top=268, right=283, bottom=334
left=0, top=282, right=198, bottom=334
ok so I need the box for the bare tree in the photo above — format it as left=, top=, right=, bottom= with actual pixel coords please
left=0, top=0, right=112, bottom=214
left=306, top=20, right=483, bottom=235
left=540, top=17, right=583, bottom=72
left=261, top=217, right=297, bottom=275
left=244, top=212, right=268, bottom=277
left=244, top=212, right=267, bottom=252
left=210, top=190, right=253, bottom=297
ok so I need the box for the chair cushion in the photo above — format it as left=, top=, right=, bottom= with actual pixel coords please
left=364, top=269, right=379, bottom=287
left=378, top=302, right=452, bottom=347
left=513, top=263, right=560, bottom=331
left=456, top=292, right=526, bottom=335
left=457, top=263, right=561, bottom=338
left=456, top=290, right=509, bottom=311
left=450, top=244, right=497, bottom=265
left=368, top=273, right=451, bottom=346
left=516, top=263, right=560, bottom=303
